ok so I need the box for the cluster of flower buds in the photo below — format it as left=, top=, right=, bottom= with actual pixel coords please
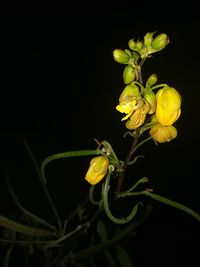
left=113, top=32, right=169, bottom=64
left=113, top=32, right=181, bottom=143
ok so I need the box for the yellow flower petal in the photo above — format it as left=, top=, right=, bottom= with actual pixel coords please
left=150, top=123, right=177, bottom=143
left=155, top=86, right=181, bottom=126
left=85, top=156, right=109, bottom=185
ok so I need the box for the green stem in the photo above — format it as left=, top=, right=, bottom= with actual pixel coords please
left=126, top=177, right=149, bottom=192
left=132, top=81, right=145, bottom=92
left=116, top=128, right=141, bottom=193
left=89, top=185, right=101, bottom=206
left=118, top=190, right=200, bottom=222
left=127, top=155, right=144, bottom=165
left=146, top=191, right=200, bottom=222
left=151, top=83, right=168, bottom=90
left=41, top=149, right=102, bottom=183
left=102, top=166, right=141, bottom=224
left=134, top=136, right=153, bottom=151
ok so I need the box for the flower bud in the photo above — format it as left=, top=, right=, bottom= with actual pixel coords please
left=123, top=65, right=136, bottom=84
left=151, top=33, right=169, bottom=51
left=85, top=156, right=109, bottom=185
left=146, top=73, right=158, bottom=87
left=135, top=41, right=143, bottom=51
left=144, top=32, right=155, bottom=47
left=124, top=49, right=132, bottom=57
left=113, top=49, right=130, bottom=64
left=128, top=39, right=136, bottom=50
left=156, top=86, right=181, bottom=126
left=150, top=123, right=177, bottom=143
left=119, top=83, right=140, bottom=102
left=144, top=88, right=156, bottom=114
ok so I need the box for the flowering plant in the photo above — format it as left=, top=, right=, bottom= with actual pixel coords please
left=1, top=32, right=199, bottom=267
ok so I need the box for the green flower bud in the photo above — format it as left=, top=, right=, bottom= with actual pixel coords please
left=132, top=51, right=140, bottom=61
left=135, top=41, right=143, bottom=51
left=144, top=32, right=155, bottom=47
left=151, top=33, right=169, bottom=51
left=146, top=73, right=158, bottom=87
left=124, top=49, right=132, bottom=57
left=128, top=39, right=136, bottom=50
left=144, top=88, right=156, bottom=114
left=123, top=65, right=136, bottom=84
left=113, top=49, right=130, bottom=64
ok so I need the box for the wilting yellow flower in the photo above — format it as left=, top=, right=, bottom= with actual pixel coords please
left=85, top=156, right=109, bottom=185
left=155, top=86, right=181, bottom=126
left=126, top=99, right=150, bottom=129
left=150, top=123, right=177, bottom=143
left=116, top=84, right=141, bottom=121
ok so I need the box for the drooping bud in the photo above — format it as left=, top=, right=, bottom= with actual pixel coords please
left=85, top=156, right=109, bottom=185
left=113, top=49, right=130, bottom=64
left=123, top=65, right=136, bottom=84
left=151, top=33, right=169, bottom=51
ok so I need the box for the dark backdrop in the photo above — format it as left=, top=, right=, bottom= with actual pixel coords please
left=0, top=15, right=200, bottom=266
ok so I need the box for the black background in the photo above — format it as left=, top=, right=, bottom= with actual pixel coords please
left=0, top=14, right=200, bottom=266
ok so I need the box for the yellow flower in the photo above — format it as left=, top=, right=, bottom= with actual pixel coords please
left=126, top=99, right=150, bottom=129
left=150, top=123, right=177, bottom=143
left=155, top=86, right=181, bottom=126
left=116, top=83, right=141, bottom=121
left=85, top=156, right=109, bottom=185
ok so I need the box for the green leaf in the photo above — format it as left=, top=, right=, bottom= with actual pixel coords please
left=104, top=250, right=118, bottom=267
left=97, top=220, right=108, bottom=242
left=116, top=244, right=133, bottom=267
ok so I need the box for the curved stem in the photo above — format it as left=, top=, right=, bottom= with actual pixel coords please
left=63, top=204, right=153, bottom=263
left=126, top=177, right=149, bottom=192
left=89, top=185, right=100, bottom=206
left=118, top=189, right=200, bottom=222
left=146, top=190, right=200, bottom=222
left=134, top=136, right=153, bottom=151
left=151, top=83, right=168, bottom=90
left=102, top=166, right=141, bottom=224
left=41, top=149, right=102, bottom=183
left=132, top=81, right=145, bottom=92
